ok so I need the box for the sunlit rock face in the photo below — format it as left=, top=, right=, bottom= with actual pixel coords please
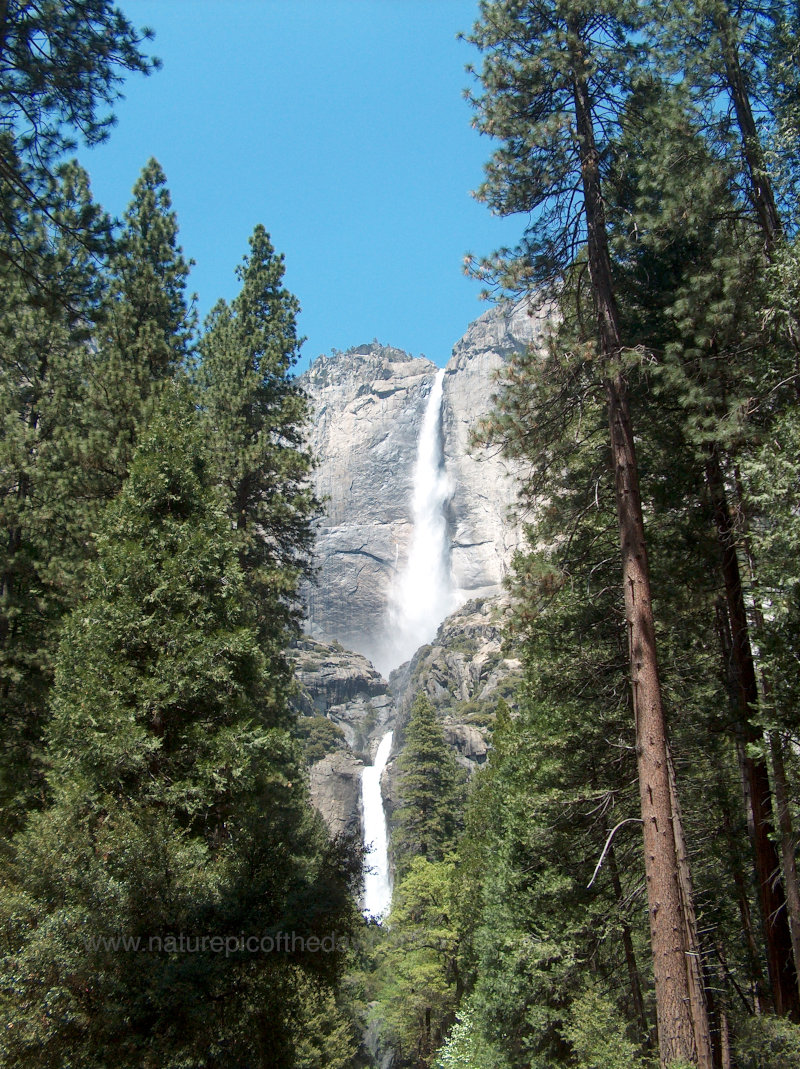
left=300, top=300, right=550, bottom=670
left=291, top=637, right=394, bottom=841
left=442, top=298, right=552, bottom=603
left=301, top=344, right=435, bottom=666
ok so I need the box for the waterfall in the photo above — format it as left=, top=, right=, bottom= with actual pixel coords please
left=360, top=369, right=453, bottom=917
left=361, top=730, right=394, bottom=918
left=377, top=368, right=453, bottom=675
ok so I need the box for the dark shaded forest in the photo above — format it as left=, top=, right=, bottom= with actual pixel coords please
left=1, top=2, right=800, bottom=1068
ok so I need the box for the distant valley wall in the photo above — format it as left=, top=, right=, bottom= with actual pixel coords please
left=300, top=299, right=551, bottom=669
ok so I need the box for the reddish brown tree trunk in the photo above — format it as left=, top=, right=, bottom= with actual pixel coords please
left=770, top=733, right=800, bottom=987
left=567, top=20, right=706, bottom=1065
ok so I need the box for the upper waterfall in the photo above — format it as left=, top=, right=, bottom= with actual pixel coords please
left=300, top=305, right=545, bottom=665
left=376, top=368, right=454, bottom=676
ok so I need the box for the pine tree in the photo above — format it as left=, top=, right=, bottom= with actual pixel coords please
left=467, top=4, right=709, bottom=1061
left=391, top=693, right=465, bottom=881
left=607, top=73, right=800, bottom=1019
left=0, top=161, right=110, bottom=833
left=379, top=857, right=462, bottom=1069
left=460, top=344, right=665, bottom=1066
left=0, top=0, right=157, bottom=287
left=85, top=158, right=194, bottom=499
left=0, top=385, right=360, bottom=1066
left=0, top=159, right=192, bottom=835
left=198, top=224, right=317, bottom=686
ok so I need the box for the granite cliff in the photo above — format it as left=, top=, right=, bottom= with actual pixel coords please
left=300, top=299, right=549, bottom=673
left=296, top=300, right=551, bottom=842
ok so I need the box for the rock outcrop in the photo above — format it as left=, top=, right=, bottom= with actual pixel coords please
left=291, top=638, right=396, bottom=839
left=292, top=637, right=394, bottom=758
left=301, top=345, right=437, bottom=665
left=308, top=751, right=364, bottom=839
left=442, top=299, right=552, bottom=601
left=300, top=301, right=549, bottom=670
left=385, top=594, right=522, bottom=804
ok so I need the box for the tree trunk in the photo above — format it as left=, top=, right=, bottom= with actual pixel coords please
left=668, top=747, right=715, bottom=1069
left=567, top=20, right=705, bottom=1065
left=707, top=684, right=770, bottom=1012
left=719, top=1008, right=732, bottom=1069
left=770, top=733, right=800, bottom=985
left=716, top=11, right=783, bottom=251
left=735, top=482, right=800, bottom=989
left=705, top=448, right=799, bottom=1017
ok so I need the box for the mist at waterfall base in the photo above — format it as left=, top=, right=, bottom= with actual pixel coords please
left=361, top=731, right=394, bottom=918
left=371, top=369, right=460, bottom=679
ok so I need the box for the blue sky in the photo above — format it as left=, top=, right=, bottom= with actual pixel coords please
left=84, top=0, right=522, bottom=372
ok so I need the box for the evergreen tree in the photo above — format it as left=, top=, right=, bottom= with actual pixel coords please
left=651, top=0, right=796, bottom=247
left=0, top=386, right=360, bottom=1066
left=606, top=73, right=800, bottom=1018
left=467, top=4, right=710, bottom=1061
left=0, top=0, right=157, bottom=286
left=391, top=693, right=465, bottom=881
left=0, top=161, right=110, bottom=832
left=458, top=354, right=662, bottom=1066
left=86, top=158, right=194, bottom=499
left=198, top=225, right=317, bottom=683
left=378, top=858, right=461, bottom=1069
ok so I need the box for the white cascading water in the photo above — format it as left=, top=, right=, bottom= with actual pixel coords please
left=361, top=730, right=394, bottom=917
left=360, top=368, right=455, bottom=918
left=378, top=367, right=454, bottom=675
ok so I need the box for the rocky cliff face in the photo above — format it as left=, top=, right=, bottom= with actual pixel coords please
left=442, top=299, right=552, bottom=602
left=296, top=300, right=553, bottom=851
left=293, top=598, right=523, bottom=845
left=301, top=345, right=437, bottom=666
left=291, top=638, right=395, bottom=839
left=300, top=301, right=548, bottom=670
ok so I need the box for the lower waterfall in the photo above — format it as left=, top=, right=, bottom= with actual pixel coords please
left=361, top=730, right=394, bottom=918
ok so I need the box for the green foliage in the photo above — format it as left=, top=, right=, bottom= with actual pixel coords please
left=199, top=224, right=317, bottom=686
left=297, top=715, right=346, bottom=764
left=291, top=971, right=359, bottom=1069
left=0, top=1, right=156, bottom=164
left=465, top=0, right=642, bottom=294
left=0, top=0, right=157, bottom=288
left=86, top=158, right=194, bottom=497
left=0, top=23, right=361, bottom=1064
left=0, top=387, right=360, bottom=1066
left=461, top=1, right=800, bottom=1060
left=445, top=634, right=478, bottom=657
left=378, top=857, right=461, bottom=1068
left=0, top=162, right=112, bottom=833
left=0, top=159, right=194, bottom=835
left=432, top=1000, right=506, bottom=1069
left=732, top=1014, right=800, bottom=1069
left=562, top=985, right=650, bottom=1069
left=391, top=693, right=466, bottom=880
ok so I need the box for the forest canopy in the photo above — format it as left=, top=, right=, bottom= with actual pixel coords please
left=1, top=2, right=800, bottom=1068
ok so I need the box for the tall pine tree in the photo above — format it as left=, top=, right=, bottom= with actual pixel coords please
left=199, top=225, right=317, bottom=694
left=0, top=385, right=360, bottom=1066
left=467, top=4, right=710, bottom=1060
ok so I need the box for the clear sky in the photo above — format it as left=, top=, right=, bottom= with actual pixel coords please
left=83, top=0, right=522, bottom=372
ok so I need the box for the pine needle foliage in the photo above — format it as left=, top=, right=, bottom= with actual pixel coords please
left=0, top=386, right=360, bottom=1067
